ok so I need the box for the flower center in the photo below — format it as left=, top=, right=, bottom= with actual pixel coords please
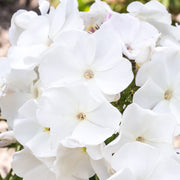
left=136, top=136, right=145, bottom=142
left=126, top=44, right=133, bottom=52
left=84, top=70, right=94, bottom=79
left=87, top=25, right=99, bottom=33
left=76, top=112, right=86, bottom=120
left=44, top=127, right=50, bottom=132
left=164, top=89, right=173, bottom=100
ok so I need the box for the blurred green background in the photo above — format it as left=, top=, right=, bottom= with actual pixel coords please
left=1, top=0, right=180, bottom=15
left=77, top=0, right=180, bottom=14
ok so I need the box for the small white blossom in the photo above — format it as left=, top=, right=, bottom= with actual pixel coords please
left=109, top=142, right=180, bottom=180
left=101, top=13, right=160, bottom=65
left=39, top=30, right=133, bottom=97
left=134, top=48, right=180, bottom=124
left=37, top=84, right=121, bottom=146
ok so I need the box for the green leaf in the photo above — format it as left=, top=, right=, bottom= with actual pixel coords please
left=89, top=174, right=99, bottom=180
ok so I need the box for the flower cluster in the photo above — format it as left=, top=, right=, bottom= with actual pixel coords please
left=1, top=0, right=180, bottom=179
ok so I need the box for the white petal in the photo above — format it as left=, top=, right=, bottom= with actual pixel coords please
left=153, top=100, right=171, bottom=113
left=86, top=102, right=121, bottom=130
left=136, top=54, right=170, bottom=89
left=0, top=92, right=31, bottom=128
left=12, top=148, right=56, bottom=180
left=149, top=157, right=180, bottom=180
left=92, top=27, right=122, bottom=71
left=17, top=16, right=49, bottom=46
left=121, top=103, right=177, bottom=148
left=39, top=0, right=50, bottom=15
left=49, top=0, right=83, bottom=39
left=108, top=168, right=134, bottom=180
left=111, top=142, right=160, bottom=179
left=7, top=69, right=36, bottom=91
left=133, top=79, right=164, bottom=109
left=8, top=45, right=47, bottom=69
left=95, top=58, right=133, bottom=94
left=55, top=145, right=94, bottom=179
left=90, top=158, right=111, bottom=180
left=72, top=120, right=115, bottom=145
left=9, top=10, right=37, bottom=45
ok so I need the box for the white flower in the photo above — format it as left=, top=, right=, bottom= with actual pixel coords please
left=55, top=144, right=95, bottom=180
left=109, top=142, right=180, bottom=180
left=9, top=10, right=38, bottom=45
left=8, top=0, right=84, bottom=69
left=133, top=48, right=180, bottom=123
left=127, top=1, right=180, bottom=47
left=37, top=84, right=121, bottom=147
left=0, top=58, right=36, bottom=128
left=39, top=30, right=133, bottom=98
left=158, top=24, right=180, bottom=48
left=60, top=139, right=110, bottom=180
left=12, top=147, right=56, bottom=180
left=101, top=13, right=160, bottom=65
left=80, top=0, right=112, bottom=33
left=13, top=99, right=55, bottom=157
left=106, top=103, right=177, bottom=156
left=127, top=1, right=172, bottom=25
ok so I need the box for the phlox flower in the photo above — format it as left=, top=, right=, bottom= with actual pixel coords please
left=37, top=84, right=121, bottom=147
left=55, top=144, right=95, bottom=180
left=133, top=48, right=180, bottom=124
left=39, top=30, right=133, bottom=99
left=127, top=1, right=172, bottom=25
left=14, top=99, right=55, bottom=157
left=80, top=0, right=112, bottom=33
left=101, top=13, right=160, bottom=65
left=158, top=24, right=180, bottom=48
left=127, top=0, right=180, bottom=48
left=0, top=58, right=36, bottom=127
left=105, top=103, right=177, bottom=156
left=8, top=0, right=83, bottom=69
left=108, top=142, right=180, bottom=180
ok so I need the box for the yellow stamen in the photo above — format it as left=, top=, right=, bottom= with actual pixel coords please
left=136, top=136, right=145, bottom=142
left=76, top=112, right=86, bottom=120
left=44, top=127, right=50, bottom=132
left=164, top=89, right=173, bottom=100
left=84, top=70, right=94, bottom=79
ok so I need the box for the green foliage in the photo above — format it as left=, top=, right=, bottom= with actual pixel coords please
left=111, top=60, right=139, bottom=114
left=105, top=132, right=119, bottom=145
left=78, top=0, right=180, bottom=15
left=89, top=174, right=99, bottom=180
left=111, top=79, right=138, bottom=113
left=166, top=0, right=180, bottom=14
left=0, top=169, right=22, bottom=180
left=78, top=0, right=94, bottom=11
